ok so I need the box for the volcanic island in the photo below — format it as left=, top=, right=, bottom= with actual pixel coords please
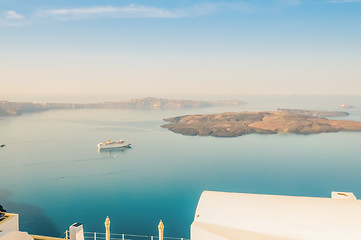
left=161, top=109, right=361, bottom=137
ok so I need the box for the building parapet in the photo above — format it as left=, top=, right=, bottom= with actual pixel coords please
left=0, top=213, right=19, bottom=232
left=31, top=235, right=64, bottom=240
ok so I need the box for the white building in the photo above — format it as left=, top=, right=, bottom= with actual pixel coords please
left=3, top=190, right=361, bottom=240
left=191, top=191, right=361, bottom=240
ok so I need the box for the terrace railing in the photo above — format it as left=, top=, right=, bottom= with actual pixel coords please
left=64, top=231, right=189, bottom=240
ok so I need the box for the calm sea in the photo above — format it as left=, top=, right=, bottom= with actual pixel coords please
left=1, top=95, right=361, bottom=238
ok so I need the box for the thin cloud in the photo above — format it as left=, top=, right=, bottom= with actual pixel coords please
left=1, top=1, right=302, bottom=26
left=0, top=10, right=27, bottom=27
left=37, top=5, right=181, bottom=18
left=3, top=10, right=24, bottom=19
left=35, top=3, right=256, bottom=19
left=2, top=3, right=237, bottom=26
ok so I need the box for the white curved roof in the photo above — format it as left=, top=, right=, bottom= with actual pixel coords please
left=192, top=191, right=361, bottom=240
left=0, top=231, right=34, bottom=240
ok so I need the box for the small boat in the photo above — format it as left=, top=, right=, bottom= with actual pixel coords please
left=340, top=104, right=354, bottom=109
left=97, top=140, right=131, bottom=151
left=0, top=144, right=5, bottom=148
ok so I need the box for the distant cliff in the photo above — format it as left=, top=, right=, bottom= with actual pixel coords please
left=277, top=108, right=349, bottom=117
left=161, top=109, right=361, bottom=137
left=100, top=97, right=244, bottom=109
left=0, top=98, right=246, bottom=116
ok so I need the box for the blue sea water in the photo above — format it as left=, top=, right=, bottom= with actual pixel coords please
left=1, top=95, right=361, bottom=238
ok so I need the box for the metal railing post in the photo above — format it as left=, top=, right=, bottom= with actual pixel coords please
left=94, top=232, right=97, bottom=240
left=122, top=234, right=125, bottom=240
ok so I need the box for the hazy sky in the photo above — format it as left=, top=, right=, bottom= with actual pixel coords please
left=1, top=0, right=361, bottom=99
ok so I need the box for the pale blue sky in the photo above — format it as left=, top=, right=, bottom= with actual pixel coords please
left=1, top=0, right=361, bottom=99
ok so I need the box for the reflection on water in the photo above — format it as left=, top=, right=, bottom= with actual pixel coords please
left=1, top=95, right=361, bottom=238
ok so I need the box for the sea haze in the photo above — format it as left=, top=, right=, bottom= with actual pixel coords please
left=1, top=95, right=361, bottom=238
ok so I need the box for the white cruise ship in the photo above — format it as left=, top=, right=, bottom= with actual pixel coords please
left=97, top=140, right=131, bottom=151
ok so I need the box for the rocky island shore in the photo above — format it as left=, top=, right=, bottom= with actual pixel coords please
left=161, top=110, right=361, bottom=137
left=0, top=97, right=245, bottom=116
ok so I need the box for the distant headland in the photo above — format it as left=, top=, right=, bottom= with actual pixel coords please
left=161, top=109, right=361, bottom=137
left=0, top=97, right=246, bottom=117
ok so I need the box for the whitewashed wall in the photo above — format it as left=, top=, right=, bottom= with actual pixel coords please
left=191, top=191, right=361, bottom=240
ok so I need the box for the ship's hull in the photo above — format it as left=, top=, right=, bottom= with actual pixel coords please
left=98, top=143, right=131, bottom=152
